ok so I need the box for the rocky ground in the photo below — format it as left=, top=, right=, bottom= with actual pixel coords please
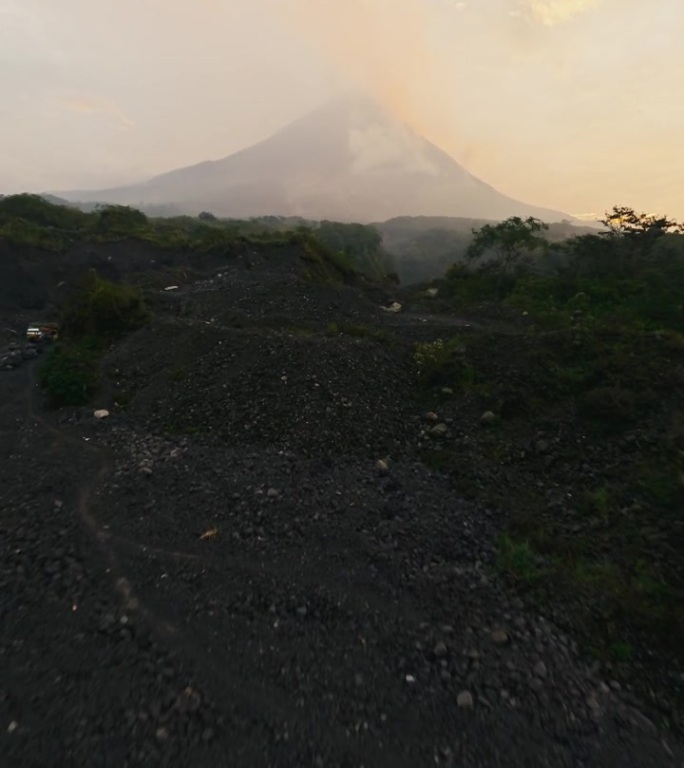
left=0, top=339, right=42, bottom=371
left=1, top=249, right=683, bottom=767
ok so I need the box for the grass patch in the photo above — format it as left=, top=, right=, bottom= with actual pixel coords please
left=636, top=463, right=684, bottom=510
left=495, top=533, right=548, bottom=585
left=579, top=486, right=615, bottom=520
left=326, top=321, right=390, bottom=343
left=169, top=365, right=188, bottom=383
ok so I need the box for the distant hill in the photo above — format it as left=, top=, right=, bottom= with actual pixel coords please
left=55, top=96, right=573, bottom=224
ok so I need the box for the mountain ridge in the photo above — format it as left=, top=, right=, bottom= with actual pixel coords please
left=56, top=97, right=573, bottom=223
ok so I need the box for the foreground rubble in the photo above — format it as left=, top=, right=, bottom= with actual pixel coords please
left=1, top=250, right=682, bottom=767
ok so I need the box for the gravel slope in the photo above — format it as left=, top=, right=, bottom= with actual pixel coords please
left=1, top=254, right=682, bottom=767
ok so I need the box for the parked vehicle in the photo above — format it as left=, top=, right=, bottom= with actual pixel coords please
left=26, top=323, right=59, bottom=343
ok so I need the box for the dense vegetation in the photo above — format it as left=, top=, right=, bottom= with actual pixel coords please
left=415, top=207, right=684, bottom=690
left=440, top=208, right=684, bottom=330
left=0, top=194, right=395, bottom=281
left=377, top=215, right=596, bottom=284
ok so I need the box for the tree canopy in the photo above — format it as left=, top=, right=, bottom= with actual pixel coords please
left=466, top=216, right=549, bottom=273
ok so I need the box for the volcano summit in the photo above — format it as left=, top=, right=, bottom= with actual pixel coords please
left=58, top=97, right=570, bottom=223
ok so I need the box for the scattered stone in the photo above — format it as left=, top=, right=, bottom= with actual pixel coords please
left=533, top=661, right=548, bottom=679
left=441, top=387, right=454, bottom=395
left=383, top=302, right=402, bottom=313
left=3, top=246, right=683, bottom=768
left=586, top=694, right=600, bottom=711
left=93, top=409, right=110, bottom=419
left=98, top=613, right=116, bottom=632
left=429, top=423, right=448, bottom=439
left=480, top=411, right=497, bottom=426
left=457, top=690, right=474, bottom=708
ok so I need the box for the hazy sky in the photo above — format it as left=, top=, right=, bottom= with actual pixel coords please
left=1, top=0, right=683, bottom=219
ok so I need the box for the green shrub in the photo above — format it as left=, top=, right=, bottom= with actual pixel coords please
left=61, top=271, right=151, bottom=342
left=414, top=337, right=475, bottom=390
left=40, top=273, right=151, bottom=408
left=495, top=534, right=547, bottom=584
left=40, top=343, right=100, bottom=407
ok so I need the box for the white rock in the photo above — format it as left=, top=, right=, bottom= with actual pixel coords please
left=534, top=660, right=548, bottom=679
left=375, top=459, right=389, bottom=474
left=93, top=409, right=110, bottom=419
left=457, top=690, right=474, bottom=708
left=480, top=411, right=496, bottom=425
left=429, top=423, right=448, bottom=438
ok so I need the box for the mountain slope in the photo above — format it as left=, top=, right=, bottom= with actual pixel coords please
left=57, top=97, right=571, bottom=223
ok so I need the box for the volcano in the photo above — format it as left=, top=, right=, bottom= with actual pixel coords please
left=57, top=97, right=570, bottom=223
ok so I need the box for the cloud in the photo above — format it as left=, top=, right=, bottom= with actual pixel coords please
left=520, top=0, right=599, bottom=25
left=59, top=96, right=134, bottom=129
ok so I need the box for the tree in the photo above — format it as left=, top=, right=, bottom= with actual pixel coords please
left=600, top=206, right=683, bottom=271
left=198, top=211, right=217, bottom=222
left=466, top=217, right=549, bottom=294
left=601, top=206, right=682, bottom=238
left=556, top=233, right=617, bottom=277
